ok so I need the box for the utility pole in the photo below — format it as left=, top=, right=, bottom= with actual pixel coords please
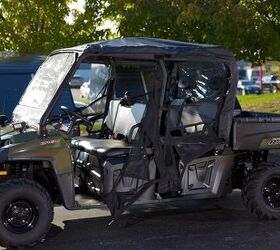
left=259, top=65, right=263, bottom=88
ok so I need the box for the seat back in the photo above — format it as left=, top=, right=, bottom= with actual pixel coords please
left=169, top=99, right=218, bottom=133
left=105, top=100, right=146, bottom=139
left=104, top=100, right=121, bottom=131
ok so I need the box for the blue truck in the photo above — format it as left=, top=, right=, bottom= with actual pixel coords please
left=0, top=54, right=44, bottom=121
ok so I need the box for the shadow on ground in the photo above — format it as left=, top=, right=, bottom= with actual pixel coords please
left=30, top=191, right=280, bottom=250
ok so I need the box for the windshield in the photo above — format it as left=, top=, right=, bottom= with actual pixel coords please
left=13, top=53, right=75, bottom=128
left=242, top=81, right=255, bottom=86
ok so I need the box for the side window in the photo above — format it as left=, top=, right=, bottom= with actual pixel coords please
left=115, top=64, right=159, bottom=103
left=51, top=62, right=110, bottom=119
left=71, top=62, right=110, bottom=114
left=115, top=65, right=146, bottom=102
left=176, top=62, right=228, bottom=101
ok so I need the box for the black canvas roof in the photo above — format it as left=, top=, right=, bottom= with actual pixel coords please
left=52, top=37, right=235, bottom=59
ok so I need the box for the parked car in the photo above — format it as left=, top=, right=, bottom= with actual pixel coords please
left=262, top=74, right=280, bottom=84
left=2, top=38, right=280, bottom=248
left=80, top=80, right=90, bottom=99
left=259, top=74, right=280, bottom=93
left=237, top=80, right=262, bottom=95
left=69, top=74, right=84, bottom=88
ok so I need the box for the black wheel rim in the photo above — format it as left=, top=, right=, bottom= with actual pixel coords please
left=262, top=176, right=280, bottom=209
left=2, top=200, right=38, bottom=234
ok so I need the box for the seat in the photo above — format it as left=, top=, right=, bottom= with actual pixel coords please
left=72, top=138, right=130, bottom=157
left=168, top=99, right=218, bottom=133
left=71, top=100, right=146, bottom=158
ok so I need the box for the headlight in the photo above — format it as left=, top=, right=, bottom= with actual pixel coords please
left=0, top=170, right=8, bottom=176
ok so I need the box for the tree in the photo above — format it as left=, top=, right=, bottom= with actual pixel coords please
left=106, top=0, right=280, bottom=65
left=0, top=0, right=71, bottom=53
left=241, top=0, right=280, bottom=63
left=1, top=0, right=280, bottom=63
left=69, top=0, right=111, bottom=45
left=0, top=0, right=109, bottom=53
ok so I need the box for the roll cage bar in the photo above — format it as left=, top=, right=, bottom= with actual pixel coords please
left=38, top=52, right=168, bottom=137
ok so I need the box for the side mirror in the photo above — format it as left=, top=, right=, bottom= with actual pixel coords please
left=0, top=115, right=7, bottom=127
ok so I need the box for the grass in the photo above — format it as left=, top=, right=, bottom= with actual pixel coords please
left=237, top=92, right=280, bottom=113
left=80, top=122, right=102, bottom=135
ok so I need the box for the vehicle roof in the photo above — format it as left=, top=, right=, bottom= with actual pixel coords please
left=52, top=37, right=235, bottom=60
left=0, top=53, right=45, bottom=73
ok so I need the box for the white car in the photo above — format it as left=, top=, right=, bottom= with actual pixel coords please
left=237, top=80, right=262, bottom=95
left=69, top=75, right=84, bottom=88
left=257, top=75, right=280, bottom=93
left=80, top=81, right=90, bottom=99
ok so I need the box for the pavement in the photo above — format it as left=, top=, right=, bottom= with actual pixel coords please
left=11, top=190, right=278, bottom=250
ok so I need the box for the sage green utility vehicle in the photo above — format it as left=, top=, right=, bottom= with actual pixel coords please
left=1, top=38, right=280, bottom=248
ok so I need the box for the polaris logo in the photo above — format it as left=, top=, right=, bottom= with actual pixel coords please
left=40, top=139, right=60, bottom=146
left=268, top=138, right=280, bottom=145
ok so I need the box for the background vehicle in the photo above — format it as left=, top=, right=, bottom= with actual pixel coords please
left=80, top=80, right=90, bottom=99
left=259, top=74, right=280, bottom=93
left=1, top=38, right=280, bottom=248
left=0, top=54, right=44, bottom=121
left=69, top=75, right=84, bottom=88
left=245, top=67, right=262, bottom=82
left=237, top=80, right=262, bottom=95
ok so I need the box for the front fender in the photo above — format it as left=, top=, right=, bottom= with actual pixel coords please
left=7, top=137, right=72, bottom=174
left=1, top=137, right=75, bottom=208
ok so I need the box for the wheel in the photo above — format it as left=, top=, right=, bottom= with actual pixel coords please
left=0, top=179, right=54, bottom=248
left=271, top=86, right=277, bottom=94
left=242, top=162, right=280, bottom=220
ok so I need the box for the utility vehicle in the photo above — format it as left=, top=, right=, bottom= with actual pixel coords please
left=1, top=38, right=280, bottom=248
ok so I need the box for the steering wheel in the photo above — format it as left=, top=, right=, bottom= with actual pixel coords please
left=60, top=106, right=94, bottom=134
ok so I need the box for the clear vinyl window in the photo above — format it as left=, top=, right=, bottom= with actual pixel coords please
left=176, top=62, right=228, bottom=101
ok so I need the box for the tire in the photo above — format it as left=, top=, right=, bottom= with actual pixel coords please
left=270, top=86, right=277, bottom=94
left=0, top=179, right=54, bottom=248
left=242, top=162, right=280, bottom=220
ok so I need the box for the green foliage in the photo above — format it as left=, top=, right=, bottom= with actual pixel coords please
left=106, top=0, right=280, bottom=65
left=67, top=0, right=111, bottom=45
left=0, top=0, right=109, bottom=53
left=240, top=0, right=280, bottom=64
left=0, top=0, right=280, bottom=63
left=0, top=0, right=71, bottom=52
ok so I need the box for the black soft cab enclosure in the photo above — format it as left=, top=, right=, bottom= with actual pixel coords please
left=60, top=38, right=237, bottom=217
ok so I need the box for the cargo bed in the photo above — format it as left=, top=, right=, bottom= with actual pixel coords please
left=233, top=111, right=280, bottom=150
